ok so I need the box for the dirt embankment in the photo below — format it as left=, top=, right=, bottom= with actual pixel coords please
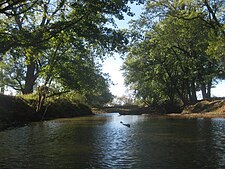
left=0, top=94, right=93, bottom=130
left=0, top=94, right=35, bottom=129
left=168, top=99, right=225, bottom=118
left=93, top=105, right=171, bottom=115
left=94, top=99, right=225, bottom=118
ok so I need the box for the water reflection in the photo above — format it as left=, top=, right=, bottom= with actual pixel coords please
left=0, top=114, right=224, bottom=169
left=90, top=114, right=138, bottom=168
left=211, top=119, right=225, bottom=168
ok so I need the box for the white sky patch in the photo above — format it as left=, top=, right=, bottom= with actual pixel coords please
left=101, top=3, right=143, bottom=97
left=211, top=80, right=225, bottom=97
left=102, top=56, right=127, bottom=97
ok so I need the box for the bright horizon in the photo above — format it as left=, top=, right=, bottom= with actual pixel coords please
left=102, top=2, right=142, bottom=98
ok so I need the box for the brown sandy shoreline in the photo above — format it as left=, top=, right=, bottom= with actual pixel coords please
left=93, top=98, right=225, bottom=119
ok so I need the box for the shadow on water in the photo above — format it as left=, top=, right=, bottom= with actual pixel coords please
left=0, top=113, right=224, bottom=169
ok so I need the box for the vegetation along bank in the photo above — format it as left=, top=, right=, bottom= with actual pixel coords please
left=0, top=94, right=93, bottom=130
left=1, top=1, right=225, bottom=129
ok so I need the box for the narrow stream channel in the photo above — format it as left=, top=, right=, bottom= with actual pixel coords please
left=0, top=113, right=224, bottom=169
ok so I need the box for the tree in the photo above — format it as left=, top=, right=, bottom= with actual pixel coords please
left=0, top=0, right=38, bottom=16
left=124, top=1, right=225, bottom=106
left=142, top=0, right=225, bottom=68
left=0, top=0, right=143, bottom=94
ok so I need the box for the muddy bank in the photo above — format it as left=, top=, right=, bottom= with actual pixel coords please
left=182, top=99, right=225, bottom=114
left=92, top=105, right=143, bottom=115
left=0, top=94, right=35, bottom=130
left=166, top=113, right=225, bottom=119
left=93, top=103, right=181, bottom=115
left=0, top=94, right=93, bottom=130
left=94, top=99, right=225, bottom=118
left=169, top=99, right=225, bottom=118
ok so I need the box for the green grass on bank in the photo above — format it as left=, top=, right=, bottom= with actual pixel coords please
left=0, top=93, right=93, bottom=130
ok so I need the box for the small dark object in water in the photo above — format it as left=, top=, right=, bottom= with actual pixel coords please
left=120, top=121, right=130, bottom=127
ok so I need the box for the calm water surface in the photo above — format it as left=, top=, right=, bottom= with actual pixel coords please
left=0, top=113, right=225, bottom=169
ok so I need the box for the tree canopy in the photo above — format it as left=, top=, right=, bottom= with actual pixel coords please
left=123, top=0, right=225, bottom=106
left=0, top=0, right=143, bottom=106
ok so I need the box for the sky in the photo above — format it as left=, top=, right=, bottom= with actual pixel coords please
left=102, top=55, right=128, bottom=97
left=102, top=3, right=143, bottom=97
left=102, top=3, right=225, bottom=98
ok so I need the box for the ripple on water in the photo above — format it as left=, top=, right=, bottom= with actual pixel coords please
left=0, top=115, right=225, bottom=169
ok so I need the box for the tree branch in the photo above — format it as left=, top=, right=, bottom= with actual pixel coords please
left=46, top=90, right=70, bottom=98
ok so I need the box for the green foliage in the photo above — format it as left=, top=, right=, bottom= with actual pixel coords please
left=58, top=91, right=86, bottom=105
left=0, top=0, right=143, bottom=54
left=0, top=0, right=143, bottom=107
left=19, top=90, right=86, bottom=114
left=124, top=0, right=225, bottom=106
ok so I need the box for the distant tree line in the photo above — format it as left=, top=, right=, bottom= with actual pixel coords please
left=123, top=0, right=225, bottom=106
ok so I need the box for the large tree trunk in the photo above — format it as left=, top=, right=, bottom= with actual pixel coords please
left=187, top=83, right=192, bottom=104
left=201, top=83, right=207, bottom=99
left=22, top=59, right=37, bottom=94
left=201, top=80, right=212, bottom=99
left=207, top=80, right=212, bottom=99
left=190, top=81, right=197, bottom=104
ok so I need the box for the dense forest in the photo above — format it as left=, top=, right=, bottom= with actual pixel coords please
left=123, top=0, right=225, bottom=107
left=0, top=0, right=225, bottom=112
